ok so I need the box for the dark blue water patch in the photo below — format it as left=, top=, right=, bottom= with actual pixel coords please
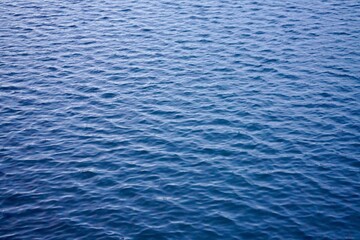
left=1, top=0, right=360, bottom=239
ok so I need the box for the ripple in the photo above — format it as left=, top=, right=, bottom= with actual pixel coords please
left=1, top=0, right=360, bottom=239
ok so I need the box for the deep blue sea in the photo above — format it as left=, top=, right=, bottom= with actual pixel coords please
left=1, top=0, right=360, bottom=239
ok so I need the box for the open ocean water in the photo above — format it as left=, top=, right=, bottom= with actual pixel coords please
left=1, top=0, right=360, bottom=239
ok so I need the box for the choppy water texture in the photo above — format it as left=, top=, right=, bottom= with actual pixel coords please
left=1, top=0, right=360, bottom=239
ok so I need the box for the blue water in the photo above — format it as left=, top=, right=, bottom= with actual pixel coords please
left=1, top=0, right=360, bottom=239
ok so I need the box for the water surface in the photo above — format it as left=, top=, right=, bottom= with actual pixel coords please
left=1, top=0, right=360, bottom=239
